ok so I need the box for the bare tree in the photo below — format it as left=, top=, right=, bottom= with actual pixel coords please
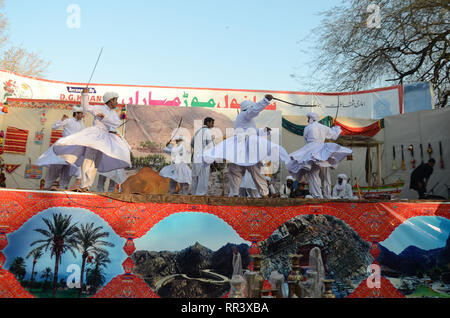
left=0, top=0, right=50, bottom=77
left=298, top=0, right=449, bottom=108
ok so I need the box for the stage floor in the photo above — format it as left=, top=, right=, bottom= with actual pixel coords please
left=0, top=188, right=449, bottom=298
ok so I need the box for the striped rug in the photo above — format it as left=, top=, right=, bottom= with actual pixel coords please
left=4, top=126, right=29, bottom=155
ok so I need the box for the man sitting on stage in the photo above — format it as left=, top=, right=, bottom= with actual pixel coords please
left=410, top=158, right=435, bottom=199
left=332, top=173, right=357, bottom=199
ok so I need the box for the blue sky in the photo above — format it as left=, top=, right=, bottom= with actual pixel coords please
left=381, top=216, right=450, bottom=254
left=134, top=212, right=250, bottom=252
left=3, top=0, right=342, bottom=90
left=4, top=207, right=126, bottom=284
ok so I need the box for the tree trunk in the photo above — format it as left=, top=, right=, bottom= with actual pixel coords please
left=31, top=260, right=36, bottom=288
left=78, top=255, right=87, bottom=298
left=52, top=254, right=60, bottom=298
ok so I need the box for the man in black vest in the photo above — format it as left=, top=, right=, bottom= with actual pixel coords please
left=410, top=158, right=435, bottom=199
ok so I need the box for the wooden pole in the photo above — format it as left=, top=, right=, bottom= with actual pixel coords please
left=376, top=144, right=382, bottom=186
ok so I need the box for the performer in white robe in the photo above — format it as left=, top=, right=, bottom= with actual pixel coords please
left=191, top=117, right=215, bottom=195
left=286, top=112, right=352, bottom=199
left=239, top=170, right=260, bottom=198
left=53, top=89, right=131, bottom=191
left=203, top=94, right=289, bottom=198
left=36, top=107, right=85, bottom=190
left=332, top=173, right=358, bottom=199
left=96, top=169, right=127, bottom=192
left=160, top=136, right=192, bottom=195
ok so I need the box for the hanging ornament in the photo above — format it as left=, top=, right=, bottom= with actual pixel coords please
left=0, top=130, right=4, bottom=138
left=39, top=109, right=47, bottom=125
left=120, top=106, right=127, bottom=120
left=34, top=130, right=45, bottom=145
left=2, top=106, right=8, bottom=113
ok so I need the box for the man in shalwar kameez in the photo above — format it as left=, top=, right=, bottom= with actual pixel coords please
left=203, top=94, right=289, bottom=198
left=53, top=88, right=131, bottom=191
left=160, top=136, right=192, bottom=195
left=286, top=112, right=352, bottom=199
left=36, top=106, right=85, bottom=190
left=191, top=117, right=215, bottom=195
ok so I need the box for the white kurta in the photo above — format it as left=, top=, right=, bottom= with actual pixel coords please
left=191, top=126, right=213, bottom=195
left=53, top=93, right=131, bottom=173
left=159, top=143, right=192, bottom=184
left=240, top=170, right=257, bottom=189
left=99, top=168, right=127, bottom=185
left=280, top=184, right=292, bottom=198
left=332, top=182, right=356, bottom=199
left=203, top=98, right=289, bottom=166
left=286, top=121, right=352, bottom=198
left=53, top=117, right=85, bottom=137
left=36, top=118, right=86, bottom=168
left=286, top=122, right=352, bottom=174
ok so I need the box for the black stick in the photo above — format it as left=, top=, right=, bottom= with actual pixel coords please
left=86, top=47, right=104, bottom=88
left=272, top=97, right=318, bottom=108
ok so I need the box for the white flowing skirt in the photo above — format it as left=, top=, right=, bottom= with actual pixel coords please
left=36, top=145, right=81, bottom=178
left=99, top=169, right=127, bottom=184
left=240, top=171, right=257, bottom=190
left=53, top=126, right=131, bottom=173
left=202, top=134, right=289, bottom=167
left=159, top=163, right=192, bottom=184
left=286, top=142, right=352, bottom=174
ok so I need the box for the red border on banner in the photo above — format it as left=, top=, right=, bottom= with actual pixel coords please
left=0, top=189, right=447, bottom=298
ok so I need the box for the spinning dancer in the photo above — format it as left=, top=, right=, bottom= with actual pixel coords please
left=286, top=112, right=351, bottom=199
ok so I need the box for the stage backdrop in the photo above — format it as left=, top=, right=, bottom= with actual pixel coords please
left=0, top=190, right=448, bottom=298
left=0, top=69, right=404, bottom=119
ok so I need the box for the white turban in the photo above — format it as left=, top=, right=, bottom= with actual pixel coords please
left=175, top=135, right=184, bottom=141
left=306, top=112, right=319, bottom=122
left=103, top=92, right=119, bottom=104
left=265, top=176, right=271, bottom=182
left=286, top=176, right=294, bottom=181
left=240, top=100, right=254, bottom=112
left=336, top=174, right=348, bottom=189
left=72, top=105, right=84, bottom=113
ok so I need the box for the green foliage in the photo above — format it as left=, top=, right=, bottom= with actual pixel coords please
left=408, top=285, right=450, bottom=298
left=9, top=256, right=26, bottom=281
left=139, top=141, right=163, bottom=151
left=131, top=153, right=170, bottom=171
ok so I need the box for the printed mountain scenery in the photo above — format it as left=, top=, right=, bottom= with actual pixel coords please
left=4, top=207, right=126, bottom=298
left=378, top=216, right=450, bottom=298
left=131, top=212, right=251, bottom=298
left=259, top=214, right=373, bottom=298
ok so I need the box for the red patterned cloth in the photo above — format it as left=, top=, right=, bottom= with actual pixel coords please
left=336, top=120, right=383, bottom=137
left=4, top=164, right=20, bottom=174
left=4, top=127, right=29, bottom=154
left=49, top=129, right=63, bottom=146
